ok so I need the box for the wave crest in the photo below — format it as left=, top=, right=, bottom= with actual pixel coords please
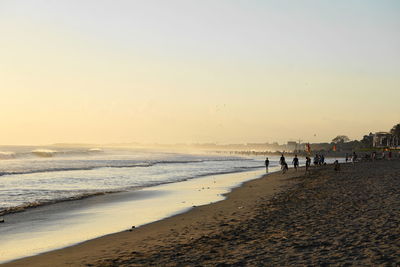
left=0, top=151, right=16, bottom=159
left=31, top=149, right=57, bottom=157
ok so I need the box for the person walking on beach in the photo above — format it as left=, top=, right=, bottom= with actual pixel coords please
left=305, top=156, right=311, bottom=174
left=334, top=160, right=340, bottom=172
left=352, top=152, right=357, bottom=165
left=279, top=154, right=286, bottom=170
left=345, top=153, right=349, bottom=163
left=282, top=161, right=288, bottom=174
left=292, top=155, right=299, bottom=171
left=313, top=154, right=319, bottom=165
left=265, top=157, right=269, bottom=172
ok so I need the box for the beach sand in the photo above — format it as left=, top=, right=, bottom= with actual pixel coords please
left=4, top=160, right=400, bottom=266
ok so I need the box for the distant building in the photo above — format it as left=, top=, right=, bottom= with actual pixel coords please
left=393, top=135, right=400, bottom=148
left=286, top=141, right=297, bottom=151
left=373, top=132, right=399, bottom=148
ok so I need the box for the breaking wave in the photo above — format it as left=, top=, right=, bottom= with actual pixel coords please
left=0, top=158, right=253, bottom=177
left=0, top=148, right=103, bottom=160
left=0, top=152, right=17, bottom=159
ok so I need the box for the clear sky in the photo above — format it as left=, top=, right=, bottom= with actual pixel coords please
left=1, top=0, right=399, bottom=145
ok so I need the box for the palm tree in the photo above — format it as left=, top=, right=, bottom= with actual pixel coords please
left=331, top=135, right=350, bottom=144
left=390, top=123, right=400, bottom=137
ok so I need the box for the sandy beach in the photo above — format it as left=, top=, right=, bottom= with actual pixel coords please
left=4, top=159, right=400, bottom=266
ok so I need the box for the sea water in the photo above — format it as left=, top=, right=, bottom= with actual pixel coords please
left=0, top=146, right=271, bottom=215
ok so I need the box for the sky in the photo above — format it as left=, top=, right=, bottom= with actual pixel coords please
left=0, top=0, right=399, bottom=145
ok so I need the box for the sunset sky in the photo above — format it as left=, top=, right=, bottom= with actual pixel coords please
left=1, top=0, right=399, bottom=145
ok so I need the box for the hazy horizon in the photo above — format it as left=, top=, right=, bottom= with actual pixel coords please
left=1, top=0, right=399, bottom=145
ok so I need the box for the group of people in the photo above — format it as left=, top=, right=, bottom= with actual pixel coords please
left=344, top=152, right=358, bottom=163
left=264, top=154, right=300, bottom=174
left=264, top=154, right=335, bottom=174
left=313, top=154, right=325, bottom=165
left=348, top=151, right=396, bottom=161
left=264, top=149, right=397, bottom=175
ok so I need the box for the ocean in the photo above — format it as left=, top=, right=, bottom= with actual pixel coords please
left=0, top=146, right=271, bottom=216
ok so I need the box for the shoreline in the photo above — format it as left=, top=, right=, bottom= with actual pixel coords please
left=3, top=165, right=297, bottom=266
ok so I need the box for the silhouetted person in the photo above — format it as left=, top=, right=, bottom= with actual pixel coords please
left=334, top=160, right=340, bottom=171
left=292, top=155, right=299, bottom=171
left=279, top=154, right=286, bottom=170
left=282, top=162, right=288, bottom=174
left=313, top=154, right=319, bottom=165
left=352, top=152, right=357, bottom=165
left=305, top=156, right=311, bottom=173
left=265, top=157, right=269, bottom=172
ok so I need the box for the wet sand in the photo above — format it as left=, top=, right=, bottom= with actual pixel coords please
left=5, top=160, right=400, bottom=266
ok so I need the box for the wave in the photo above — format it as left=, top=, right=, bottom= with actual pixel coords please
left=31, top=148, right=104, bottom=158
left=0, top=190, right=122, bottom=217
left=0, top=163, right=152, bottom=177
left=0, top=158, right=253, bottom=177
left=31, top=149, right=57, bottom=157
left=88, top=148, right=103, bottom=152
left=0, top=148, right=104, bottom=160
left=0, top=151, right=17, bottom=159
left=0, top=165, right=263, bottom=216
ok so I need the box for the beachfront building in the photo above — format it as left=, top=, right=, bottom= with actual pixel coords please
left=393, top=135, right=400, bottom=149
left=373, top=132, right=399, bottom=148
left=286, top=141, right=297, bottom=152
